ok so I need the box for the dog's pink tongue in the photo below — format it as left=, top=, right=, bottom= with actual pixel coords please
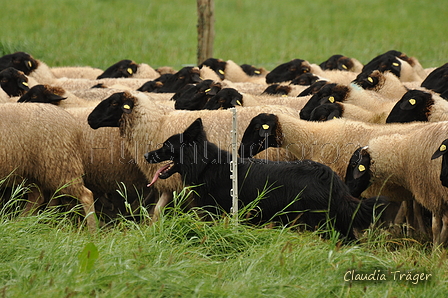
left=147, top=163, right=171, bottom=187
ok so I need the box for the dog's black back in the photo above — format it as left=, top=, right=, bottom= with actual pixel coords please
left=145, top=118, right=383, bottom=239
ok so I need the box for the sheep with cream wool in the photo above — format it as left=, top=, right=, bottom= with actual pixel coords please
left=319, top=54, right=364, bottom=73
left=0, top=103, right=96, bottom=231
left=352, top=70, right=408, bottom=100
left=239, top=112, right=429, bottom=184
left=300, top=82, right=399, bottom=120
left=97, top=59, right=160, bottom=79
left=309, top=102, right=390, bottom=124
left=361, top=125, right=448, bottom=245
left=386, top=89, right=448, bottom=123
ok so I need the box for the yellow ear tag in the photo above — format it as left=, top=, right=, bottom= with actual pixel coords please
left=262, top=124, right=270, bottom=130
left=254, top=70, right=261, bottom=74
left=328, top=96, right=335, bottom=103
left=127, top=68, right=133, bottom=75
left=219, top=69, right=225, bottom=75
left=27, top=61, right=32, bottom=68
left=204, top=88, right=211, bottom=93
left=440, top=144, right=447, bottom=151
left=367, top=77, right=374, bottom=83
left=358, top=164, right=366, bottom=172
left=22, top=82, right=29, bottom=86
left=236, top=100, right=242, bottom=106
left=123, top=104, right=131, bottom=110
left=409, top=98, right=416, bottom=105
left=392, top=62, right=399, bottom=66
left=342, top=64, right=348, bottom=70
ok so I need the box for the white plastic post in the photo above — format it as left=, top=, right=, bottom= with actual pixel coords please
left=230, top=108, right=238, bottom=221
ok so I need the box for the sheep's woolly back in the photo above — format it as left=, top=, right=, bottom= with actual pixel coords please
left=28, top=60, right=57, bottom=84
left=366, top=123, right=448, bottom=214
left=156, top=66, right=177, bottom=75
left=224, top=60, right=266, bottom=84
left=338, top=102, right=389, bottom=124
left=310, top=64, right=359, bottom=85
left=222, top=81, right=268, bottom=96
left=344, top=84, right=398, bottom=112
left=367, top=70, right=408, bottom=100
left=0, top=103, right=88, bottom=197
left=51, top=66, right=104, bottom=79
left=133, top=63, right=160, bottom=79
left=70, top=87, right=126, bottom=102
left=397, top=58, right=424, bottom=83
left=199, top=66, right=222, bottom=81
left=348, top=58, right=364, bottom=73
left=407, top=56, right=428, bottom=81
left=0, top=88, right=11, bottom=103
left=51, top=87, right=100, bottom=108
left=242, top=93, right=310, bottom=111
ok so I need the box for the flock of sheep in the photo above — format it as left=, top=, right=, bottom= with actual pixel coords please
left=0, top=50, right=447, bottom=245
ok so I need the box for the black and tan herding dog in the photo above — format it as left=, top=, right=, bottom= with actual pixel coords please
left=144, top=118, right=383, bottom=240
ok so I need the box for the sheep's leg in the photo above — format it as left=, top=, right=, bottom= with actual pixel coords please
left=439, top=212, right=448, bottom=245
left=77, top=186, right=97, bottom=233
left=432, top=214, right=442, bottom=246
left=149, top=192, right=173, bottom=223
left=413, top=201, right=428, bottom=235
left=393, top=202, right=406, bottom=225
left=22, top=187, right=44, bottom=216
left=405, top=201, right=415, bottom=236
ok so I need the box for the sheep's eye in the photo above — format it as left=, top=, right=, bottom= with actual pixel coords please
left=392, top=62, right=400, bottom=67
left=0, top=79, right=7, bottom=83
left=409, top=98, right=416, bottom=105
left=341, top=64, right=348, bottom=70
left=440, top=144, right=447, bottom=152
left=358, top=165, right=366, bottom=172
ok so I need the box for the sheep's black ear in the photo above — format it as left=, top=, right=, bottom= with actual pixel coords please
left=230, top=93, right=243, bottom=106
left=352, top=147, right=370, bottom=179
left=399, top=97, right=419, bottom=110
left=327, top=110, right=341, bottom=120
left=258, top=123, right=274, bottom=137
left=121, top=100, right=134, bottom=114
left=431, top=139, right=448, bottom=160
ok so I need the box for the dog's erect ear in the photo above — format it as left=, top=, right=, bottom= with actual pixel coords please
left=432, top=139, right=448, bottom=160
left=183, top=118, right=204, bottom=142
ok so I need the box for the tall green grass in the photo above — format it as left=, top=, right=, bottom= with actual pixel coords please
left=1, top=0, right=447, bottom=70
left=1, top=181, right=448, bottom=297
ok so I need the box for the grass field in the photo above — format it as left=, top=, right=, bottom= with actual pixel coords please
left=2, top=1, right=448, bottom=297
left=1, top=186, right=447, bottom=298
left=1, top=0, right=447, bottom=70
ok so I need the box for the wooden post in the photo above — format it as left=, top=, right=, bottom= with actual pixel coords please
left=197, top=0, right=215, bottom=65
